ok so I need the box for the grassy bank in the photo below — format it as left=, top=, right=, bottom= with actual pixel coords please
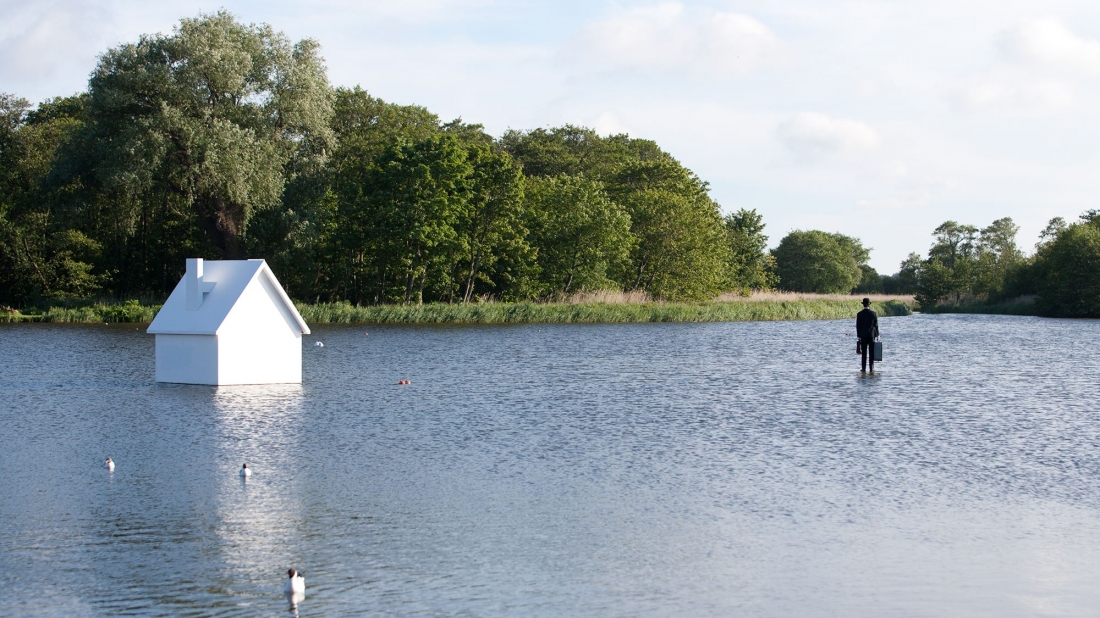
left=3, top=296, right=912, bottom=324
left=1, top=300, right=161, bottom=323
left=295, top=299, right=912, bottom=324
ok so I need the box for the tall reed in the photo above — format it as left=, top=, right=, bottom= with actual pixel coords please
left=1, top=300, right=160, bottom=323
left=295, top=299, right=912, bottom=324
left=3, top=297, right=913, bottom=325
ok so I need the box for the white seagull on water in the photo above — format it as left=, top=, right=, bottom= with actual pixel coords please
left=104, top=457, right=114, bottom=471
left=285, top=568, right=305, bottom=604
left=240, top=463, right=251, bottom=478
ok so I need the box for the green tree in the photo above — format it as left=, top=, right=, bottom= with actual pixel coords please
left=914, top=259, right=954, bottom=308
left=928, top=221, right=979, bottom=268
left=525, top=175, right=632, bottom=297
left=772, top=230, right=864, bottom=293
left=618, top=188, right=729, bottom=300
left=83, top=10, right=333, bottom=260
left=0, top=94, right=103, bottom=305
left=882, top=253, right=921, bottom=294
left=973, top=217, right=1021, bottom=297
left=454, top=145, right=532, bottom=302
left=609, top=157, right=730, bottom=300
left=854, top=265, right=883, bottom=293
left=724, top=208, right=776, bottom=291
left=1033, top=216, right=1100, bottom=317
left=504, top=127, right=736, bottom=300
left=500, top=125, right=632, bottom=179
left=918, top=218, right=1021, bottom=304
left=1037, top=217, right=1067, bottom=248
left=924, top=221, right=980, bottom=303
left=248, top=87, right=443, bottom=301
left=336, top=134, right=471, bottom=304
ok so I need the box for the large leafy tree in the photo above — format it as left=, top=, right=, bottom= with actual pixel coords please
left=724, top=208, right=776, bottom=292
left=503, top=127, right=735, bottom=300
left=925, top=221, right=978, bottom=302
left=974, top=217, right=1021, bottom=297
left=610, top=157, right=729, bottom=300
left=455, top=145, right=531, bottom=302
left=0, top=94, right=103, bottom=305
left=249, top=87, right=441, bottom=301
left=525, top=175, right=632, bottom=297
left=1032, top=215, right=1100, bottom=317
left=618, top=188, right=728, bottom=300
left=336, top=134, right=471, bottom=304
left=83, top=10, right=333, bottom=260
left=772, top=230, right=866, bottom=293
left=914, top=259, right=954, bottom=308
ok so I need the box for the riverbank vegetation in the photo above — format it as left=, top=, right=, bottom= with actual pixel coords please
left=1, top=294, right=912, bottom=324
left=900, top=213, right=1100, bottom=318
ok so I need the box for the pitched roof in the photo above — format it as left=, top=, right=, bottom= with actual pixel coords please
left=148, top=259, right=310, bottom=336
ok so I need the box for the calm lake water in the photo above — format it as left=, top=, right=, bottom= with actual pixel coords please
left=2, top=314, right=1099, bottom=617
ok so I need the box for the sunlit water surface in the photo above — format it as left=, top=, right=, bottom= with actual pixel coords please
left=2, top=314, right=1099, bottom=617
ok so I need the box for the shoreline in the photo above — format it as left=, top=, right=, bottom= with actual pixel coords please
left=2, top=298, right=913, bottom=325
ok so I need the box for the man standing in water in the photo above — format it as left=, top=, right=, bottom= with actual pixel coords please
left=856, top=298, right=879, bottom=373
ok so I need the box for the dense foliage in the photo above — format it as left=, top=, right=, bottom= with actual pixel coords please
left=1030, top=214, right=1100, bottom=317
left=771, top=230, right=868, bottom=294
left=896, top=213, right=1100, bottom=317
left=1, top=12, right=785, bottom=307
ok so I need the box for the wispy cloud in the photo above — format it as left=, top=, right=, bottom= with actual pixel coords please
left=567, top=3, right=782, bottom=79
left=776, top=112, right=880, bottom=162
left=953, top=78, right=1076, bottom=112
left=998, top=16, right=1100, bottom=74
left=0, top=0, right=110, bottom=82
left=306, top=0, right=503, bottom=23
left=951, top=17, right=1100, bottom=113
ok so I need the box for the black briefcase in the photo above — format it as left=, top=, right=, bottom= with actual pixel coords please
left=873, top=341, right=883, bottom=362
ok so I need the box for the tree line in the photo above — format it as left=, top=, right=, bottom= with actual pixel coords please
left=0, top=11, right=775, bottom=308
left=3, top=11, right=1095, bottom=316
left=805, top=211, right=1100, bottom=319
left=902, top=214, right=1100, bottom=318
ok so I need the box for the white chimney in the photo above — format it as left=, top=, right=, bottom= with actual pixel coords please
left=185, top=258, right=216, bottom=311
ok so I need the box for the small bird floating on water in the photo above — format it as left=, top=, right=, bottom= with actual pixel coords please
left=315, top=341, right=324, bottom=347
left=285, top=568, right=305, bottom=595
left=104, top=457, right=114, bottom=471
left=240, top=463, right=251, bottom=478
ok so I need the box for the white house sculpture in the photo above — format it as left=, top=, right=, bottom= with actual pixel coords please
left=147, top=258, right=310, bottom=385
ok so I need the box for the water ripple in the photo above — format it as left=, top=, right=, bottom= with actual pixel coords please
left=2, top=315, right=1100, bottom=616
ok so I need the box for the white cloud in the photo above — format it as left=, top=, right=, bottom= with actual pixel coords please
left=998, top=16, right=1100, bottom=74
left=879, top=161, right=909, bottom=179
left=0, top=1, right=109, bottom=82
left=776, top=112, right=880, bottom=161
left=309, top=0, right=501, bottom=23
left=951, top=17, right=1098, bottom=114
left=568, top=3, right=781, bottom=78
left=954, top=78, right=1076, bottom=112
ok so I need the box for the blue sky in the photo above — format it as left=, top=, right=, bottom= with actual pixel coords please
left=4, top=1, right=1100, bottom=272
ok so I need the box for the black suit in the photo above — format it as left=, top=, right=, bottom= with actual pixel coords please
left=856, top=307, right=879, bottom=372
